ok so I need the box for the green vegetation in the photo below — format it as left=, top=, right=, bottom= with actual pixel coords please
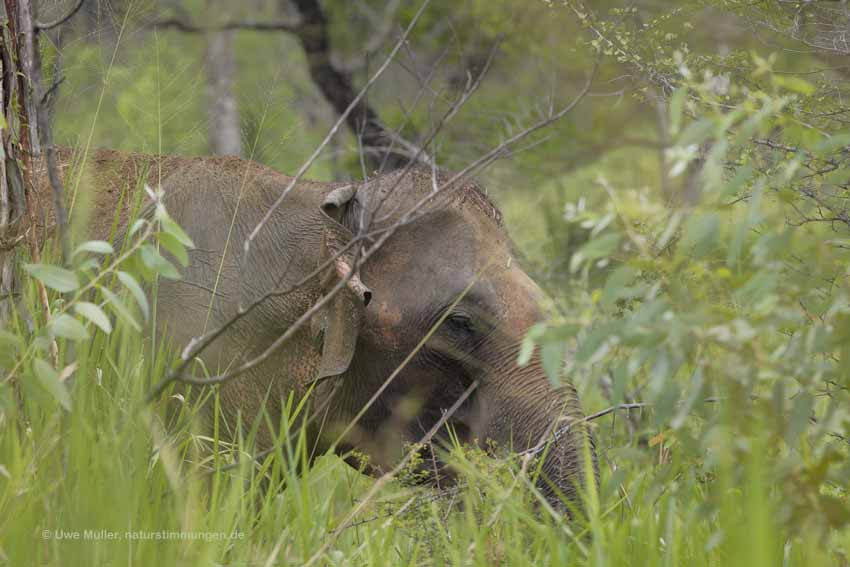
left=2, top=1, right=849, bottom=565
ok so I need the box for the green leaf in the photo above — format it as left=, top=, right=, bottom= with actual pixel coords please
left=540, top=342, right=564, bottom=387
left=74, top=302, right=112, bottom=334
left=786, top=391, right=814, bottom=445
left=669, top=86, right=687, bottom=137
left=0, top=329, right=23, bottom=366
left=601, top=265, right=639, bottom=308
left=0, top=328, right=22, bottom=349
left=678, top=117, right=715, bottom=147
left=72, top=240, right=114, bottom=258
left=77, top=258, right=102, bottom=273
left=161, top=214, right=194, bottom=247
left=129, top=219, right=148, bottom=237
left=156, top=231, right=189, bottom=267
left=32, top=358, right=72, bottom=411
left=49, top=313, right=89, bottom=341
left=773, top=75, right=815, bottom=96
left=679, top=213, right=719, bottom=258
left=670, top=367, right=703, bottom=430
left=517, top=323, right=546, bottom=367
left=575, top=323, right=618, bottom=364
left=812, top=133, right=850, bottom=157
left=23, top=264, right=79, bottom=293
left=116, top=271, right=149, bottom=320
left=100, top=286, right=141, bottom=332
left=140, top=244, right=181, bottom=280
left=570, top=233, right=621, bottom=273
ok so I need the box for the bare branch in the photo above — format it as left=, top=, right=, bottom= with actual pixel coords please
left=147, top=44, right=595, bottom=401
left=144, top=241, right=364, bottom=401
left=150, top=17, right=300, bottom=33
left=243, top=0, right=432, bottom=258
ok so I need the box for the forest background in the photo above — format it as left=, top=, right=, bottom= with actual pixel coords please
left=2, top=0, right=850, bottom=565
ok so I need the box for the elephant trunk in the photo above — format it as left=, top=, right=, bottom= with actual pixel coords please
left=477, top=355, right=597, bottom=511
left=533, top=414, right=597, bottom=509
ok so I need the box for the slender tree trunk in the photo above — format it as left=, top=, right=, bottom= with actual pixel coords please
left=1, top=0, right=72, bottom=332
left=0, top=41, right=13, bottom=323
left=205, top=18, right=241, bottom=156
left=0, top=0, right=32, bottom=324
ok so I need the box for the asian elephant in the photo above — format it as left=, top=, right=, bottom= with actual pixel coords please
left=34, top=148, right=597, bottom=508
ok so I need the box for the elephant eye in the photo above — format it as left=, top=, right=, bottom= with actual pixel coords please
left=446, top=312, right=475, bottom=336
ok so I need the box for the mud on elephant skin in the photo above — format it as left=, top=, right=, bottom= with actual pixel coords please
left=34, top=147, right=597, bottom=509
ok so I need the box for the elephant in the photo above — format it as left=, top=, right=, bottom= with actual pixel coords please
left=33, top=147, right=597, bottom=508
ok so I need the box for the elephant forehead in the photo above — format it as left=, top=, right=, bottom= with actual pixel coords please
left=497, top=267, right=546, bottom=334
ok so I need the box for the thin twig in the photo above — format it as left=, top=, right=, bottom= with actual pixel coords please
left=150, top=18, right=300, bottom=33
left=149, top=43, right=596, bottom=400
left=243, top=0, right=432, bottom=258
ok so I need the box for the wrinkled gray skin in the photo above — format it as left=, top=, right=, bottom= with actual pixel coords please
left=55, top=149, right=596, bottom=507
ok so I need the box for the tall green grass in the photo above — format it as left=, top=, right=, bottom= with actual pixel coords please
left=2, top=4, right=848, bottom=564
left=3, top=277, right=848, bottom=566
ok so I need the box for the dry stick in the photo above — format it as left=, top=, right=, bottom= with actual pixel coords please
left=191, top=268, right=476, bottom=479
left=367, top=44, right=451, bottom=176
left=372, top=55, right=599, bottom=229
left=522, top=398, right=729, bottom=459
left=366, top=38, right=501, bottom=222
left=302, top=379, right=479, bottom=567
left=152, top=46, right=462, bottom=389
left=343, top=37, right=495, bottom=236
left=151, top=18, right=300, bottom=34
left=146, top=12, right=478, bottom=400
left=349, top=54, right=600, bottom=259
left=243, top=0, right=432, bottom=259
left=328, top=34, right=499, bottom=235
left=337, top=0, right=402, bottom=73
left=143, top=236, right=364, bottom=402
left=145, top=252, right=360, bottom=399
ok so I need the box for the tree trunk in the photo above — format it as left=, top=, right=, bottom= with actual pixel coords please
left=287, top=0, right=419, bottom=171
left=1, top=0, right=71, bottom=327
left=0, top=0, right=32, bottom=323
left=0, top=43, right=13, bottom=322
left=205, top=21, right=241, bottom=156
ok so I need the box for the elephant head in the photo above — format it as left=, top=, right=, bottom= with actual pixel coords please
left=314, top=167, right=597, bottom=508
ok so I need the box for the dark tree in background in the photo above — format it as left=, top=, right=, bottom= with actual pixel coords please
left=153, top=0, right=428, bottom=171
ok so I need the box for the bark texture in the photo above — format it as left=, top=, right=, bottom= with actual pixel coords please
left=205, top=20, right=242, bottom=157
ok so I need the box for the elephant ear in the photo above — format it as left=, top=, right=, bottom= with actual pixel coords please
left=315, top=184, right=372, bottom=380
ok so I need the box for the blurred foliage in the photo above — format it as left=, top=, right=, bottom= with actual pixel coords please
left=525, top=0, right=850, bottom=555
left=2, top=0, right=850, bottom=564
